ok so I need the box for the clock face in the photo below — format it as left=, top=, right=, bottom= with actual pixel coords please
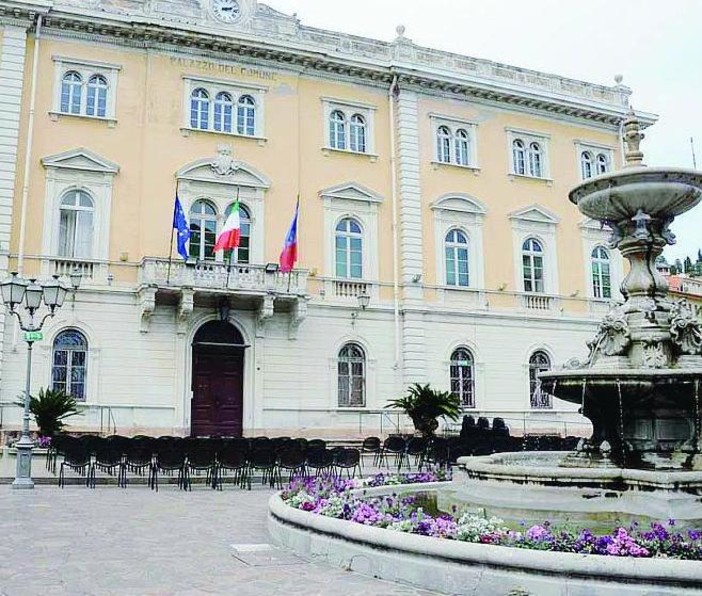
left=212, top=0, right=242, bottom=23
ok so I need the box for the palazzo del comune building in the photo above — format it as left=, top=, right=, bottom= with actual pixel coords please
left=0, top=0, right=656, bottom=438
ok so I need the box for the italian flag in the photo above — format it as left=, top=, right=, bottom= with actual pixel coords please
left=214, top=198, right=241, bottom=252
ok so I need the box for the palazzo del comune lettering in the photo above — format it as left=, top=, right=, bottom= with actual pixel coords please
left=170, top=57, right=277, bottom=81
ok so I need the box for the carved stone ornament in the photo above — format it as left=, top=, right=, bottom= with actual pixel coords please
left=641, top=339, right=667, bottom=369
left=210, top=145, right=241, bottom=177
left=661, top=216, right=677, bottom=246
left=622, top=109, right=645, bottom=167
left=670, top=300, right=702, bottom=355
left=605, top=220, right=624, bottom=249
left=587, top=305, right=631, bottom=359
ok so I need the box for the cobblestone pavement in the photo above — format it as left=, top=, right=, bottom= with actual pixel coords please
left=0, top=484, right=440, bottom=596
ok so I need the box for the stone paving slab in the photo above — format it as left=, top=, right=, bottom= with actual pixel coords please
left=0, top=485, right=440, bottom=596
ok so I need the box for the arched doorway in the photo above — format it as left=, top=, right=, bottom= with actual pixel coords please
left=191, top=320, right=246, bottom=437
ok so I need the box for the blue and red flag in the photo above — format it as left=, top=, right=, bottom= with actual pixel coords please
left=279, top=197, right=299, bottom=273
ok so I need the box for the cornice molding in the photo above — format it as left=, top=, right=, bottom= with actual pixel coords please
left=22, top=2, right=657, bottom=129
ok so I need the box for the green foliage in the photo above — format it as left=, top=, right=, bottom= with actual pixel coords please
left=16, top=387, right=79, bottom=437
left=386, top=383, right=461, bottom=437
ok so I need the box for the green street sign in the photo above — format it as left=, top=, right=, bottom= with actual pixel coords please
left=24, top=331, right=43, bottom=342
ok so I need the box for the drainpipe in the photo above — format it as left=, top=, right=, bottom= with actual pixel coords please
left=388, top=74, right=401, bottom=368
left=17, top=14, right=42, bottom=276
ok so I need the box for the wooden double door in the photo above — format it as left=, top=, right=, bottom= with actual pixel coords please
left=190, top=321, right=245, bottom=437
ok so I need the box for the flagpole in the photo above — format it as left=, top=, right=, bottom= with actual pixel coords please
left=287, top=194, right=300, bottom=294
left=225, top=186, right=240, bottom=289
left=167, top=179, right=179, bottom=285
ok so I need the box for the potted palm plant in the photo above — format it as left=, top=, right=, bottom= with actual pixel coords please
left=17, top=387, right=79, bottom=439
left=386, top=383, right=461, bottom=437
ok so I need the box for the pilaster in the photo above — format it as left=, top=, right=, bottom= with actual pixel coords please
left=396, top=89, right=426, bottom=384
left=0, top=24, right=28, bottom=383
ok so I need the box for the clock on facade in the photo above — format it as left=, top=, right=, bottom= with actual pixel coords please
left=212, top=0, right=243, bottom=23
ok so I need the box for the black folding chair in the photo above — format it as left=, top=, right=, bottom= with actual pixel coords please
left=215, top=444, right=249, bottom=490
left=277, top=448, right=306, bottom=487
left=248, top=448, right=279, bottom=489
left=152, top=447, right=187, bottom=491
left=184, top=444, right=217, bottom=490
left=91, top=442, right=125, bottom=488
left=360, top=436, right=381, bottom=471
left=378, top=436, right=407, bottom=471
left=123, top=442, right=155, bottom=488
left=58, top=443, right=92, bottom=488
left=334, top=448, right=360, bottom=479
left=306, top=448, right=334, bottom=477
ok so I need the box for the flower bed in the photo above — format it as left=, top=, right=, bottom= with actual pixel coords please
left=281, top=473, right=702, bottom=560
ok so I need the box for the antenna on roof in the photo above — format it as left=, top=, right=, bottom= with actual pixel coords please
left=691, top=137, right=698, bottom=170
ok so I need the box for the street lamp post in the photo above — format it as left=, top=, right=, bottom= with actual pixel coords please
left=0, top=271, right=73, bottom=489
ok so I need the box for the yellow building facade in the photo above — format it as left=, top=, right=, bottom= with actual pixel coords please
left=0, top=0, right=655, bottom=437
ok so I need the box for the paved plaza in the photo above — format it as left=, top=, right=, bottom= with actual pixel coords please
left=0, top=484, right=440, bottom=596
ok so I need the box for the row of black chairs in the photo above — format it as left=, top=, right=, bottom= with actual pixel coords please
left=50, top=435, right=362, bottom=490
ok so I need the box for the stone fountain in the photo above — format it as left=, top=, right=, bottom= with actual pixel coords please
left=450, top=112, right=702, bottom=529
left=540, top=111, right=702, bottom=472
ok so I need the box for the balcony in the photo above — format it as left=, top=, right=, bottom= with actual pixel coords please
left=41, top=257, right=107, bottom=283
left=520, top=293, right=559, bottom=312
left=139, top=258, right=308, bottom=295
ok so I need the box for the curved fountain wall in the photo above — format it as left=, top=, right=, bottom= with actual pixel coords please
left=268, top=483, right=702, bottom=595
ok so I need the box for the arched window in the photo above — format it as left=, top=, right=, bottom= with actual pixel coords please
left=349, top=114, right=367, bottom=153
left=335, top=217, right=363, bottom=279
left=455, top=128, right=470, bottom=166
left=223, top=202, right=251, bottom=264
left=529, top=350, right=552, bottom=409
left=338, top=343, right=365, bottom=407
left=512, top=139, right=526, bottom=175
left=522, top=238, right=544, bottom=293
left=329, top=110, right=346, bottom=149
left=189, top=200, right=218, bottom=261
left=190, top=88, right=210, bottom=130
left=61, top=71, right=82, bottom=114
left=450, top=348, right=475, bottom=407
left=528, top=142, right=543, bottom=177
left=237, top=94, right=256, bottom=136
left=580, top=151, right=594, bottom=179
left=591, top=245, right=612, bottom=299
left=86, top=74, right=108, bottom=118
left=214, top=92, right=233, bottom=133
left=445, top=229, right=469, bottom=287
left=59, top=190, right=94, bottom=259
left=596, top=153, right=609, bottom=175
left=52, top=329, right=88, bottom=401
left=437, top=125, right=452, bottom=163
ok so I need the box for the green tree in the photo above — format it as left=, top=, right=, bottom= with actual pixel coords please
left=16, top=388, right=79, bottom=437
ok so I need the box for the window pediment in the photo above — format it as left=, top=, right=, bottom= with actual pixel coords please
left=509, top=205, right=559, bottom=225
left=41, top=148, right=120, bottom=175
left=176, top=146, right=270, bottom=188
left=431, top=193, right=486, bottom=215
left=319, top=182, right=383, bottom=204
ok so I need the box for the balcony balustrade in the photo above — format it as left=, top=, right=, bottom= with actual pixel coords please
left=139, top=258, right=308, bottom=295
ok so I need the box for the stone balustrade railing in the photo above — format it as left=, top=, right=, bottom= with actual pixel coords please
left=139, top=258, right=308, bottom=295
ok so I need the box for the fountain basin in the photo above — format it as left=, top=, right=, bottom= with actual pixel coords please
left=540, top=369, right=702, bottom=470
left=269, top=480, right=702, bottom=595
left=451, top=452, right=702, bottom=530
left=569, top=167, right=702, bottom=221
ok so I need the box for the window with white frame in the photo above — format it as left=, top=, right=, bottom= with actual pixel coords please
left=591, top=245, right=612, bottom=299
left=183, top=77, right=265, bottom=138
left=522, top=237, right=545, bottom=293
left=431, top=116, right=478, bottom=167
left=322, top=99, right=376, bottom=155
left=445, top=229, right=470, bottom=287
left=58, top=189, right=94, bottom=259
left=450, top=347, right=475, bottom=408
left=338, top=342, right=366, bottom=407
left=52, top=329, right=88, bottom=402
left=52, top=57, right=120, bottom=122
left=189, top=199, right=218, bottom=261
left=576, top=142, right=614, bottom=180
left=508, top=129, right=549, bottom=178
left=529, top=350, right=552, bottom=409
left=335, top=217, right=363, bottom=279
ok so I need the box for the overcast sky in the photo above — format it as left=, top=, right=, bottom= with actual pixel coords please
left=269, top=0, right=702, bottom=262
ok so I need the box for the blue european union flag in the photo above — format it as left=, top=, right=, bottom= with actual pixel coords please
left=173, top=194, right=190, bottom=261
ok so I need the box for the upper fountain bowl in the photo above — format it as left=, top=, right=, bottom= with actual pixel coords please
left=570, top=167, right=702, bottom=222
